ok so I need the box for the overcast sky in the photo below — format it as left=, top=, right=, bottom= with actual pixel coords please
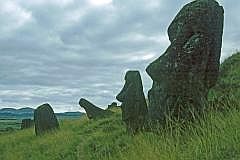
left=0, top=0, right=239, bottom=112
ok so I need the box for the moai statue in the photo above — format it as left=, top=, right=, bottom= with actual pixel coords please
left=116, top=71, right=148, bottom=134
left=146, top=0, right=224, bottom=123
left=79, top=98, right=113, bottom=119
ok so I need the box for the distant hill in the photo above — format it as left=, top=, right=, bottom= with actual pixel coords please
left=0, top=107, right=34, bottom=114
left=18, top=107, right=35, bottom=113
left=0, top=108, right=19, bottom=113
left=0, top=107, right=84, bottom=118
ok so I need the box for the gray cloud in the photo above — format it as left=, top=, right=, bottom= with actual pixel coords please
left=0, top=0, right=239, bottom=112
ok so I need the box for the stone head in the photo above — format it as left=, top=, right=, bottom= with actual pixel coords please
left=116, top=71, right=142, bottom=103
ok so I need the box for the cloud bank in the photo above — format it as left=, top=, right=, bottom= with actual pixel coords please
left=0, top=0, right=239, bottom=112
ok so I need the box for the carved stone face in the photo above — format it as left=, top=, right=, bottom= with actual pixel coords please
left=116, top=70, right=148, bottom=133
left=116, top=71, right=140, bottom=103
left=146, top=0, right=224, bottom=90
left=146, top=0, right=224, bottom=122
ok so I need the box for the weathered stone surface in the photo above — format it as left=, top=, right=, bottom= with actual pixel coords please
left=21, top=119, right=34, bottom=129
left=34, top=103, right=59, bottom=136
left=116, top=71, right=148, bottom=134
left=79, top=98, right=113, bottom=119
left=146, top=0, right=224, bottom=122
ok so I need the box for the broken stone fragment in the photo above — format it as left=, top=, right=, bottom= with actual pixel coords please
left=34, top=103, right=59, bottom=136
left=107, top=102, right=118, bottom=109
left=21, top=119, right=34, bottom=129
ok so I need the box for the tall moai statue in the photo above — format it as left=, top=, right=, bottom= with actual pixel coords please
left=146, top=0, right=224, bottom=122
left=116, top=71, right=148, bottom=134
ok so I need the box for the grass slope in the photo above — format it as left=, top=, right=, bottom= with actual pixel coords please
left=0, top=52, right=240, bottom=160
left=212, top=52, right=240, bottom=97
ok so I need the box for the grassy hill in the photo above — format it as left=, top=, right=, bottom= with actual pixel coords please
left=0, top=52, right=240, bottom=160
left=212, top=52, right=240, bottom=98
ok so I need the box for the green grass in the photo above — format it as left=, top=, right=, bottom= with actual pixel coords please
left=0, top=115, right=81, bottom=132
left=0, top=119, right=21, bottom=131
left=0, top=52, right=240, bottom=160
left=0, top=110, right=127, bottom=160
left=1, top=106, right=240, bottom=160
left=211, top=52, right=240, bottom=98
